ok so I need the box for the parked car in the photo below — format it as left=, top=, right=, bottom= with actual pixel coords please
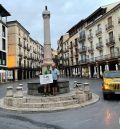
left=102, top=71, right=120, bottom=99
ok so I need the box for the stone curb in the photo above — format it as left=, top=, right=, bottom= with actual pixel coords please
left=0, top=93, right=99, bottom=112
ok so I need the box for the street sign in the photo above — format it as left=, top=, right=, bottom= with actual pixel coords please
left=39, top=74, right=53, bottom=85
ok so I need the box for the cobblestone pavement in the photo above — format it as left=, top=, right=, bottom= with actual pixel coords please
left=0, top=77, right=120, bottom=129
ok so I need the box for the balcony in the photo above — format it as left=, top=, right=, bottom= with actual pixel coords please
left=95, top=55, right=104, bottom=61
left=89, top=58, right=95, bottom=63
left=106, top=22, right=114, bottom=31
left=106, top=37, right=115, bottom=47
left=29, top=55, right=32, bottom=60
left=33, top=50, right=37, bottom=54
left=96, top=28, right=102, bottom=36
left=69, top=45, right=73, bottom=49
left=23, top=44, right=27, bottom=49
left=18, top=42, right=22, bottom=47
left=18, top=52, right=23, bottom=57
left=79, top=46, right=87, bottom=53
left=96, top=42, right=103, bottom=50
left=63, top=49, right=66, bottom=53
left=70, top=54, right=73, bottom=58
left=66, top=49, right=69, bottom=52
left=104, top=52, right=120, bottom=60
left=73, top=51, right=78, bottom=56
left=79, top=35, right=86, bottom=42
left=79, top=59, right=89, bottom=64
left=24, top=54, right=28, bottom=59
left=73, top=42, right=78, bottom=47
left=27, top=56, right=30, bottom=60
left=88, top=46, right=94, bottom=53
left=27, top=46, right=30, bottom=51
left=63, top=56, right=69, bottom=60
left=88, top=34, right=93, bottom=41
left=84, top=52, right=120, bottom=63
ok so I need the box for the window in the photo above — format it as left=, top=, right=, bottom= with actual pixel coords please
left=2, top=39, right=6, bottom=50
left=91, top=53, right=94, bottom=58
left=0, top=51, right=2, bottom=65
left=76, top=58, right=78, bottom=64
left=70, top=42, right=72, bottom=47
left=24, top=60, right=26, bottom=67
left=2, top=52, right=6, bottom=65
left=109, top=31, right=113, bottom=40
left=81, top=54, right=86, bottom=60
left=110, top=47, right=114, bottom=54
left=80, top=30, right=85, bottom=38
left=75, top=38, right=77, bottom=46
left=2, top=25, right=5, bottom=37
left=90, top=41, right=93, bottom=48
left=108, top=16, right=112, bottom=25
left=18, top=28, right=20, bottom=36
left=89, top=29, right=92, bottom=36
left=99, top=50, right=103, bottom=56
left=0, top=51, right=6, bottom=65
left=19, top=38, right=20, bottom=43
left=97, top=24, right=101, bottom=30
left=98, top=37, right=102, bottom=44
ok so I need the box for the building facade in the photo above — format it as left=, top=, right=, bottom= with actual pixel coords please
left=0, top=5, right=10, bottom=82
left=57, top=2, right=120, bottom=78
left=7, top=21, right=44, bottom=80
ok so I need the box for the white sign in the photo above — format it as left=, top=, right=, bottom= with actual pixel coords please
left=39, top=74, right=53, bottom=85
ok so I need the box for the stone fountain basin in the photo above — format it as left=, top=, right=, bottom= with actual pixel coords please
left=27, top=80, right=70, bottom=96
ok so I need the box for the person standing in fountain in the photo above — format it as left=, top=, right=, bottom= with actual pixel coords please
left=44, top=65, right=51, bottom=74
left=44, top=65, right=51, bottom=95
left=51, top=63, right=60, bottom=96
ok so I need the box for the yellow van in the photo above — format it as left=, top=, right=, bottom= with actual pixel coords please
left=102, top=71, right=120, bottom=99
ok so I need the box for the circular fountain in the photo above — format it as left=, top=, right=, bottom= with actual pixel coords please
left=0, top=80, right=99, bottom=112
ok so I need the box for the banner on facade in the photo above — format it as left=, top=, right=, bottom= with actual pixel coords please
left=7, top=70, right=13, bottom=80
left=39, top=74, right=53, bottom=85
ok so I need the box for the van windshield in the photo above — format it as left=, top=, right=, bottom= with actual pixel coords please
left=104, top=71, right=120, bottom=78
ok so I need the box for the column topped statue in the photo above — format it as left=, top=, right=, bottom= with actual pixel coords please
left=42, top=6, right=53, bottom=73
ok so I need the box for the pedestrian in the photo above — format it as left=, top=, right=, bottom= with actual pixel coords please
left=51, top=63, right=60, bottom=96
left=44, top=65, right=51, bottom=74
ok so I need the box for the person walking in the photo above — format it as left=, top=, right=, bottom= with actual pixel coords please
left=51, top=63, right=59, bottom=95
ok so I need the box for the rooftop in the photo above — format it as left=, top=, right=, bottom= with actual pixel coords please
left=0, top=4, right=11, bottom=17
left=7, top=20, right=30, bottom=35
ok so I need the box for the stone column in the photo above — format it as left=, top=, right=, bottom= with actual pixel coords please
left=93, top=65, right=97, bottom=77
left=105, top=61, right=109, bottom=71
left=6, top=86, right=13, bottom=97
left=100, top=65, right=103, bottom=77
left=4, top=86, right=13, bottom=106
left=22, top=70, right=24, bottom=79
left=15, top=69, right=18, bottom=81
left=88, top=65, right=91, bottom=78
left=118, top=58, right=120, bottom=70
left=115, top=64, right=118, bottom=71
left=96, top=63, right=99, bottom=78
left=80, top=66, right=82, bottom=77
left=14, top=84, right=23, bottom=98
left=42, top=6, right=53, bottom=74
left=67, top=68, right=69, bottom=77
left=69, top=67, right=71, bottom=77
left=83, top=83, right=92, bottom=100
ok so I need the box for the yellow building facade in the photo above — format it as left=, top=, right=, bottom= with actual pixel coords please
left=7, top=21, right=44, bottom=80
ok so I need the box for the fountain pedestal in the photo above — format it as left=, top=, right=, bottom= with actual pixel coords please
left=27, top=80, right=70, bottom=96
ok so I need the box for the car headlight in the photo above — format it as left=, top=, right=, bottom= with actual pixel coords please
left=104, top=85, right=110, bottom=90
left=103, top=83, right=110, bottom=90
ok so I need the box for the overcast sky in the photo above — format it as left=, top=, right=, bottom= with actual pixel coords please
left=1, top=0, right=120, bottom=49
